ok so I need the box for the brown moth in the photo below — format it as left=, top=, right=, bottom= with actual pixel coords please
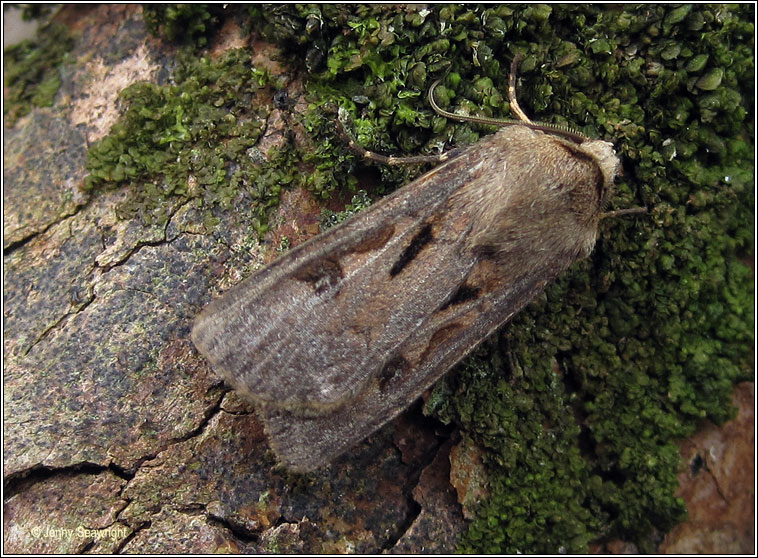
left=192, top=57, right=635, bottom=472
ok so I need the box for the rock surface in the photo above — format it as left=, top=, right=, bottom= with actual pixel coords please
left=3, top=10, right=466, bottom=552
left=660, top=382, right=755, bottom=554
left=3, top=5, right=753, bottom=554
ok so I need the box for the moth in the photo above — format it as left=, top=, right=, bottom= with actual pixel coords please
left=192, top=57, right=640, bottom=472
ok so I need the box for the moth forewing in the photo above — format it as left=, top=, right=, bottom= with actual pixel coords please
left=192, top=134, right=498, bottom=414
left=192, top=128, right=620, bottom=472
left=192, top=62, right=623, bottom=471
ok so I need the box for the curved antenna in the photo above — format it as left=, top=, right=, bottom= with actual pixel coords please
left=427, top=80, right=590, bottom=145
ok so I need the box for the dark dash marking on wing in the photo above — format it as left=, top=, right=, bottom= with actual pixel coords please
left=293, top=257, right=343, bottom=294
left=351, top=223, right=395, bottom=253
left=440, top=283, right=481, bottom=310
left=389, top=223, right=433, bottom=277
left=377, top=355, right=411, bottom=392
left=418, top=323, right=463, bottom=364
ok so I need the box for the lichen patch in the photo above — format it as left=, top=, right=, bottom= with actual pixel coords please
left=71, top=45, right=160, bottom=143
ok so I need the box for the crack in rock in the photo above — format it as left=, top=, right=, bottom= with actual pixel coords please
left=4, top=461, right=121, bottom=499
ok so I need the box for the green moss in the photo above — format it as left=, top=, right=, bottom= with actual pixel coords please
left=319, top=190, right=372, bottom=230
left=3, top=22, right=75, bottom=125
left=142, top=4, right=224, bottom=48
left=249, top=3, right=753, bottom=553
left=84, top=47, right=290, bottom=232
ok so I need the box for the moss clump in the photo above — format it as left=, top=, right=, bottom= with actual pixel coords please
left=84, top=48, right=288, bottom=232
left=250, top=4, right=486, bottom=198
left=3, top=22, right=75, bottom=125
left=142, top=4, right=225, bottom=48
left=249, top=4, right=753, bottom=553
left=319, top=190, right=372, bottom=230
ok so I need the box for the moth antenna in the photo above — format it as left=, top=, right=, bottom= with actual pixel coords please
left=508, top=53, right=533, bottom=124
left=428, top=56, right=590, bottom=145
left=427, top=80, right=525, bottom=129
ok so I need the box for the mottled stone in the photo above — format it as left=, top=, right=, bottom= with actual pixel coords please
left=120, top=408, right=419, bottom=553
left=3, top=5, right=164, bottom=250
left=2, top=109, right=88, bottom=248
left=659, top=382, right=754, bottom=554
left=3, top=471, right=129, bottom=553
left=257, top=521, right=308, bottom=553
left=449, top=435, right=489, bottom=519
left=391, top=438, right=466, bottom=553
left=120, top=507, right=249, bottom=553
left=3, top=229, right=224, bottom=476
left=3, top=215, right=100, bottom=360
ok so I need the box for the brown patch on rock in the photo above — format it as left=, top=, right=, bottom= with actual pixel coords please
left=390, top=437, right=466, bottom=553
left=449, top=435, right=489, bottom=519
left=3, top=471, right=129, bottom=553
left=264, top=187, right=323, bottom=263
left=209, top=16, right=250, bottom=57
left=70, top=44, right=160, bottom=144
left=392, top=407, right=441, bottom=467
left=659, top=382, right=754, bottom=554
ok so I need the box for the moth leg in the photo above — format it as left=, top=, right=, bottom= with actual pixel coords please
left=507, top=54, right=534, bottom=125
left=335, top=109, right=450, bottom=166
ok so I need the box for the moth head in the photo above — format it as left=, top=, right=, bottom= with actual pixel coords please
left=577, top=139, right=620, bottom=207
